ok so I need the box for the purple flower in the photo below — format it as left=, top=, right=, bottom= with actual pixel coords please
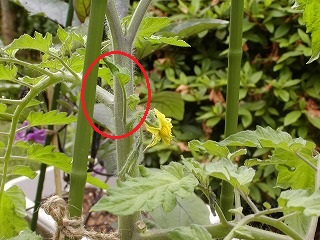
left=15, top=120, right=46, bottom=144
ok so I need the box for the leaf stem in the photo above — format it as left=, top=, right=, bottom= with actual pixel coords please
left=127, top=0, right=153, bottom=45
left=0, top=57, right=54, bottom=77
left=296, top=151, right=317, bottom=171
left=48, top=53, right=81, bottom=82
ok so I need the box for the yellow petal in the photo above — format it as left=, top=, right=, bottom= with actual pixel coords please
left=145, top=122, right=160, bottom=135
left=144, top=135, right=161, bottom=151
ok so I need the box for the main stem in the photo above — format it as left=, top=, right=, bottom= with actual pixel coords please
left=220, top=0, right=244, bottom=221
left=68, top=0, right=106, bottom=217
left=105, top=0, right=153, bottom=239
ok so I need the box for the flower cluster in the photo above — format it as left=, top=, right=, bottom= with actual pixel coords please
left=15, top=120, right=46, bottom=144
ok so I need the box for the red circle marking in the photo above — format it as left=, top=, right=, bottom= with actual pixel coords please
left=80, top=50, right=151, bottom=139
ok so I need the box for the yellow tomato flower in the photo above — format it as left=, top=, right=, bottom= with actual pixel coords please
left=145, top=108, right=173, bottom=150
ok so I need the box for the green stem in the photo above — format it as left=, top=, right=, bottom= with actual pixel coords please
left=221, top=0, right=244, bottom=221
left=305, top=154, right=320, bottom=239
left=0, top=99, right=22, bottom=104
left=65, top=0, right=74, bottom=27
left=132, top=222, right=293, bottom=240
left=30, top=82, right=61, bottom=231
left=105, top=1, right=153, bottom=239
left=126, top=0, right=153, bottom=44
left=0, top=57, right=54, bottom=77
left=68, top=0, right=106, bottom=218
left=0, top=75, right=68, bottom=216
left=224, top=211, right=304, bottom=240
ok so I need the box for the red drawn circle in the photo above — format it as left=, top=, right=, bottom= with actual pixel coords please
left=80, top=51, right=151, bottom=139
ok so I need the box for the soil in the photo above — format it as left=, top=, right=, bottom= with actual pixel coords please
left=81, top=187, right=118, bottom=233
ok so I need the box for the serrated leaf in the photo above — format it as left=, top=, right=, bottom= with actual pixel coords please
left=9, top=165, right=37, bottom=179
left=149, top=194, right=211, bottom=228
left=220, top=126, right=297, bottom=150
left=205, top=158, right=255, bottom=194
left=273, top=148, right=315, bottom=190
left=0, top=64, right=18, bottom=81
left=188, top=140, right=229, bottom=157
left=10, top=0, right=77, bottom=26
left=182, top=157, right=209, bottom=187
left=22, top=143, right=107, bottom=189
left=142, top=91, right=184, bottom=120
left=284, top=111, right=302, bottom=126
left=229, top=148, right=247, bottom=160
left=26, top=99, right=42, bottom=108
left=57, top=26, right=85, bottom=55
left=5, top=32, right=52, bottom=55
left=293, top=0, right=320, bottom=63
left=91, top=162, right=198, bottom=215
left=279, top=189, right=320, bottom=216
left=0, top=186, right=28, bottom=238
left=143, top=35, right=190, bottom=47
left=74, top=0, right=91, bottom=23
left=8, top=228, right=42, bottom=240
left=137, top=17, right=171, bottom=38
left=18, top=75, right=44, bottom=85
left=168, top=224, right=212, bottom=240
left=27, top=110, right=77, bottom=126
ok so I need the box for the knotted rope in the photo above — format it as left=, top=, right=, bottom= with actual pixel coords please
left=42, top=195, right=119, bottom=240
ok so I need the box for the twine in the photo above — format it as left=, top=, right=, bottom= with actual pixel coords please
left=42, top=195, right=119, bottom=240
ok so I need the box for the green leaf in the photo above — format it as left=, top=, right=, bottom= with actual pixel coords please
left=0, top=64, right=18, bottom=81
left=0, top=103, right=6, bottom=113
left=8, top=228, right=42, bottom=240
left=27, top=110, right=77, bottom=126
left=128, top=94, right=140, bottom=111
left=298, top=28, right=311, bottom=45
left=143, top=35, right=190, bottom=47
left=19, top=75, right=44, bottom=85
left=188, top=140, right=229, bottom=157
left=305, top=111, right=320, bottom=129
left=10, top=0, right=72, bottom=26
left=205, top=158, right=255, bottom=194
left=74, top=0, right=91, bottom=22
left=274, top=148, right=315, bottom=190
left=163, top=18, right=228, bottom=38
left=26, top=99, right=42, bottom=108
left=116, top=72, right=130, bottom=86
left=274, top=24, right=290, bottom=39
left=22, top=143, right=108, bottom=189
left=293, top=0, right=320, bottom=63
left=279, top=189, right=320, bottom=216
left=0, top=186, right=28, bottom=238
left=137, top=17, right=171, bottom=38
left=168, top=224, right=212, bottom=240
left=8, top=165, right=37, bottom=179
left=142, top=91, right=184, bottom=120
left=91, top=162, right=198, bottom=215
left=148, top=194, right=211, bottom=228
left=220, top=126, right=302, bottom=151
left=284, top=111, right=302, bottom=126
left=5, top=32, right=52, bottom=54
